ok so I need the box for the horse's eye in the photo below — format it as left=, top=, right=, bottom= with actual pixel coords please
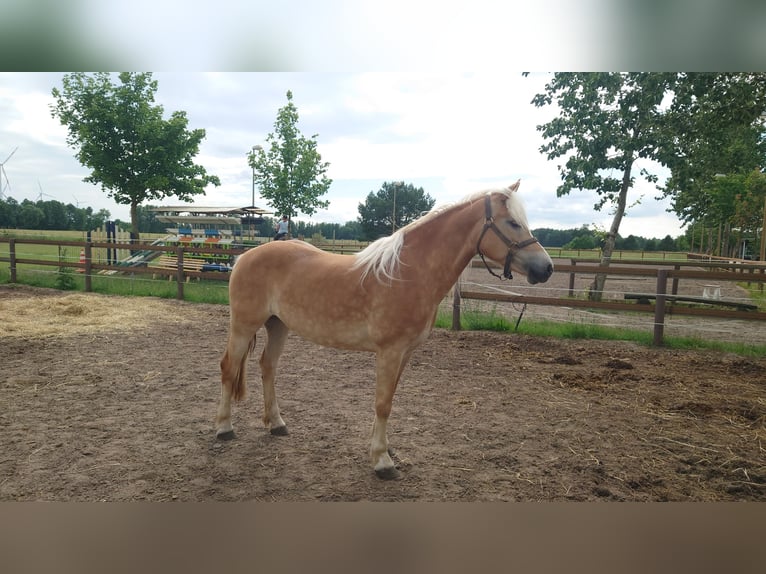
left=507, top=220, right=522, bottom=230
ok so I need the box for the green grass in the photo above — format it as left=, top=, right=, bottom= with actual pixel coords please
left=1, top=234, right=231, bottom=303
left=0, top=265, right=231, bottom=304
left=4, top=265, right=765, bottom=356
left=738, top=281, right=766, bottom=311
left=434, top=308, right=766, bottom=357
left=2, top=232, right=763, bottom=356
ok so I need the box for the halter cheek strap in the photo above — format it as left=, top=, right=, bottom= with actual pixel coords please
left=476, top=195, right=539, bottom=280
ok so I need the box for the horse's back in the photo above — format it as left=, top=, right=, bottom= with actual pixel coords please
left=232, top=240, right=342, bottom=281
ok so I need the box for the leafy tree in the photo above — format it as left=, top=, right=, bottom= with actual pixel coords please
left=50, top=72, right=220, bottom=240
left=37, top=200, right=67, bottom=230
left=18, top=200, right=44, bottom=228
left=658, top=235, right=677, bottom=251
left=357, top=181, right=436, bottom=240
left=657, top=74, right=766, bottom=256
left=530, top=72, right=675, bottom=300
left=733, top=169, right=766, bottom=259
left=659, top=73, right=766, bottom=197
left=662, top=120, right=764, bottom=256
left=336, top=220, right=362, bottom=240
left=134, top=205, right=167, bottom=234
left=0, top=196, right=19, bottom=227
left=88, top=208, right=111, bottom=231
left=564, top=234, right=597, bottom=250
left=530, top=73, right=766, bottom=298
left=249, top=90, right=332, bottom=226
left=0, top=197, right=109, bottom=231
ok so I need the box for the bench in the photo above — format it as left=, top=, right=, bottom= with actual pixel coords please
left=624, top=293, right=758, bottom=311
left=153, top=255, right=205, bottom=281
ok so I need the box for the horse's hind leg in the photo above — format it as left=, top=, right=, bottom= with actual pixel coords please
left=261, top=316, right=289, bottom=435
left=216, top=324, right=257, bottom=440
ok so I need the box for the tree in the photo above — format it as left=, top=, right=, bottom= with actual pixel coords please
left=659, top=73, right=766, bottom=196
left=18, top=200, right=44, bottom=228
left=657, top=74, right=766, bottom=258
left=531, top=73, right=675, bottom=300
left=50, top=72, right=220, bottom=240
left=249, top=90, right=332, bottom=226
left=357, top=181, right=436, bottom=240
left=0, top=197, right=19, bottom=227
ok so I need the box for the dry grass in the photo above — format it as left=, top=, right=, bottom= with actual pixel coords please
left=0, top=288, right=204, bottom=339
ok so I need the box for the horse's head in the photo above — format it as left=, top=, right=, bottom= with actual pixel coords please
left=476, top=181, right=554, bottom=284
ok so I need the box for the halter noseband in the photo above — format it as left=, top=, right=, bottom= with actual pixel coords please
left=476, top=195, right=540, bottom=280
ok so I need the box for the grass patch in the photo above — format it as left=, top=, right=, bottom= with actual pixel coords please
left=435, top=309, right=653, bottom=344
left=3, top=247, right=765, bottom=357
left=435, top=308, right=766, bottom=357
left=0, top=266, right=230, bottom=304
left=738, top=281, right=766, bottom=311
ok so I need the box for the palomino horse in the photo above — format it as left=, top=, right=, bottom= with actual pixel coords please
left=216, top=181, right=553, bottom=479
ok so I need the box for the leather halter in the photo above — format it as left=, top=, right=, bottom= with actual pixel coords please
left=476, top=194, right=540, bottom=280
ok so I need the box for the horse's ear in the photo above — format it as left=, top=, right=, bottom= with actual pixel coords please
left=508, top=180, right=521, bottom=193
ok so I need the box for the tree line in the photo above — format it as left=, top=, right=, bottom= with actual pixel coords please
left=0, top=196, right=111, bottom=231
left=1, top=191, right=690, bottom=252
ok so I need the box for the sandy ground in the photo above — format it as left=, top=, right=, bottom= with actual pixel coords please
left=0, top=283, right=764, bottom=501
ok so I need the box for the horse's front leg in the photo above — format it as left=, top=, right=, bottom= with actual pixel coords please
left=370, top=349, right=412, bottom=479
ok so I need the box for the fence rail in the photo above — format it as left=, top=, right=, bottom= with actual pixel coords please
left=3, top=238, right=766, bottom=345
left=458, top=258, right=766, bottom=346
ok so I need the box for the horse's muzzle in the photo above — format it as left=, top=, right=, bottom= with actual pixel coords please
left=526, top=261, right=554, bottom=284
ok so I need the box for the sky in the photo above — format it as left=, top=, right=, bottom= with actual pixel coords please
left=1, top=1, right=764, bottom=239
left=0, top=72, right=688, bottom=239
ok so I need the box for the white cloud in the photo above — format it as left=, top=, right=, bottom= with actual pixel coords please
left=0, top=72, right=686, bottom=240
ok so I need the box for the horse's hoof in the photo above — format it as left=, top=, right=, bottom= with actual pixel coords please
left=374, top=466, right=401, bottom=480
left=270, top=425, right=289, bottom=436
left=216, top=430, right=235, bottom=441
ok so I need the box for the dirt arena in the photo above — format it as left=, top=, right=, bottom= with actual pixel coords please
left=1, top=283, right=764, bottom=501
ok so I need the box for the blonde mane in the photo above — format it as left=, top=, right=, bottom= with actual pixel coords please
left=351, top=184, right=520, bottom=283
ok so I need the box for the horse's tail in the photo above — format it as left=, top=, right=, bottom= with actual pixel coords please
left=223, top=336, right=257, bottom=402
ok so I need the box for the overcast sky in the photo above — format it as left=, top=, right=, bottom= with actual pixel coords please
left=1, top=72, right=686, bottom=238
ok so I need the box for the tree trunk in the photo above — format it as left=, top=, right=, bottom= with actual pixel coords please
left=589, top=159, right=633, bottom=302
left=130, top=201, right=140, bottom=243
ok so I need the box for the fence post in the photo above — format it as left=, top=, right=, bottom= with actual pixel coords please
left=84, top=242, right=92, bottom=292
left=653, top=269, right=668, bottom=347
left=9, top=238, right=16, bottom=283
left=671, top=264, right=680, bottom=295
left=176, top=246, right=185, bottom=300
left=568, top=258, right=576, bottom=297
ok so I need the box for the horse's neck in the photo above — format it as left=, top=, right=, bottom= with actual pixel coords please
left=401, top=199, right=484, bottom=293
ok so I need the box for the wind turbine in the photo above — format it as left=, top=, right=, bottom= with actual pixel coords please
left=0, top=147, right=18, bottom=199
left=37, top=180, right=56, bottom=202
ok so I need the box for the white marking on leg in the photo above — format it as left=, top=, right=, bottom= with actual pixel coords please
left=216, top=384, right=233, bottom=435
left=370, top=416, right=394, bottom=472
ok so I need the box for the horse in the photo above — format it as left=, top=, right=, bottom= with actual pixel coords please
left=216, top=180, right=554, bottom=479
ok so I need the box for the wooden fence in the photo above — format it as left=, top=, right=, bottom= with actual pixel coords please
left=0, top=238, right=239, bottom=301
left=3, top=238, right=766, bottom=346
left=456, top=258, right=766, bottom=345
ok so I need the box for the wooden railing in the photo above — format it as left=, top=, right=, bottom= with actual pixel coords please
left=457, top=258, right=766, bottom=346
left=4, top=238, right=766, bottom=345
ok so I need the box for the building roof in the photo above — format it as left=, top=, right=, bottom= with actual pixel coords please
left=149, top=205, right=272, bottom=227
